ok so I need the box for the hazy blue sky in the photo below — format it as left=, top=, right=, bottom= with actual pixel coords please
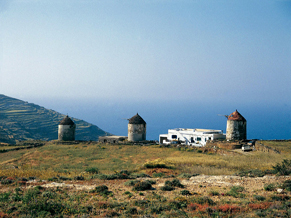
left=1, top=0, right=290, bottom=105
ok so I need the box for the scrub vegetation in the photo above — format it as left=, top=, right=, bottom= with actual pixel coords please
left=0, top=140, right=290, bottom=217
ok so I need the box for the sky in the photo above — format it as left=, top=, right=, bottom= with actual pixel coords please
left=0, top=0, right=291, bottom=139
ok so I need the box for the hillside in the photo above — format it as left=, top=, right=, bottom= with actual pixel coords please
left=0, top=94, right=111, bottom=144
left=0, top=141, right=290, bottom=217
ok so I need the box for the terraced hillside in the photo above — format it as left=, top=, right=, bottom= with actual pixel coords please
left=0, top=94, right=111, bottom=144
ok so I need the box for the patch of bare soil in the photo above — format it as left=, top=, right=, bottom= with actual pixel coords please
left=21, top=175, right=291, bottom=202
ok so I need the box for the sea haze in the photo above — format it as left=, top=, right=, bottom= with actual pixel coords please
left=31, top=97, right=291, bottom=141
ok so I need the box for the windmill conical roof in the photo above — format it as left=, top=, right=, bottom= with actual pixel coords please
left=228, top=110, right=246, bottom=121
left=128, top=113, right=146, bottom=124
left=59, top=115, right=75, bottom=125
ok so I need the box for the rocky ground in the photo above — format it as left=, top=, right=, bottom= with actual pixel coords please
left=21, top=174, right=290, bottom=202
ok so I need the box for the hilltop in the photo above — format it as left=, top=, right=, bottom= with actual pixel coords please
left=0, top=94, right=111, bottom=144
left=0, top=141, right=290, bottom=217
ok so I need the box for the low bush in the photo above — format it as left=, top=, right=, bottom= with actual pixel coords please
left=132, top=181, right=152, bottom=191
left=165, top=178, right=184, bottom=188
left=95, top=170, right=131, bottom=180
left=264, top=183, right=276, bottom=191
left=0, top=192, right=11, bottom=202
left=209, top=190, right=220, bottom=196
left=282, top=179, right=291, bottom=191
left=125, top=207, right=138, bottom=215
left=123, top=191, right=133, bottom=198
left=271, top=194, right=290, bottom=201
left=130, top=173, right=150, bottom=178
left=85, top=167, right=99, bottom=174
left=124, top=180, right=139, bottom=186
left=272, top=159, right=291, bottom=175
left=152, top=172, right=165, bottom=178
left=59, top=176, right=71, bottom=181
left=161, top=185, right=175, bottom=191
left=180, top=190, right=191, bottom=196
left=90, top=185, right=112, bottom=196
left=74, top=176, right=84, bottom=180
left=253, top=195, right=266, bottom=201
left=168, top=200, right=186, bottom=210
left=144, top=163, right=171, bottom=169
left=145, top=179, right=156, bottom=185
left=134, top=199, right=150, bottom=207
left=226, top=186, right=245, bottom=198
left=1, top=179, right=13, bottom=185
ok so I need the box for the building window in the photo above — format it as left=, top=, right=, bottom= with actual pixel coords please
left=172, top=135, right=177, bottom=139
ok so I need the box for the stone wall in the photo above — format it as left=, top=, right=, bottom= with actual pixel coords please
left=255, top=142, right=280, bottom=154
left=128, top=123, right=146, bottom=142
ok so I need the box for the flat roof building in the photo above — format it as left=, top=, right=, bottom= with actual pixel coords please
left=159, top=128, right=226, bottom=147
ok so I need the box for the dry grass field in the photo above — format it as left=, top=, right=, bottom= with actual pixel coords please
left=0, top=140, right=290, bottom=217
left=0, top=140, right=290, bottom=178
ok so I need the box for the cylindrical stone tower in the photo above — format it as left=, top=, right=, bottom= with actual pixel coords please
left=226, top=110, right=247, bottom=140
left=58, top=115, right=76, bottom=141
left=128, top=113, right=146, bottom=142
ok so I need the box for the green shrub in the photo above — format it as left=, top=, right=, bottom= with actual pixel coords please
left=74, top=176, right=84, bottom=180
left=130, top=173, right=150, bottom=178
left=168, top=200, right=185, bottom=210
left=1, top=179, right=13, bottom=185
left=126, top=207, right=138, bottom=215
left=281, top=180, right=291, bottom=191
left=273, top=159, right=291, bottom=175
left=152, top=172, right=165, bottom=178
left=226, top=186, right=245, bottom=198
left=48, top=177, right=58, bottom=182
left=124, top=180, right=139, bottom=186
left=264, top=183, right=276, bottom=191
left=123, top=191, right=133, bottom=198
left=149, top=205, right=166, bottom=214
left=144, top=163, right=171, bottom=169
left=0, top=192, right=11, bottom=202
left=209, top=190, right=220, bottom=196
left=191, top=196, right=215, bottom=205
left=180, top=190, right=191, bottom=196
left=165, top=178, right=184, bottom=188
left=161, top=185, right=175, bottom=191
left=145, top=179, right=156, bottom=185
left=95, top=170, right=131, bottom=180
left=85, top=167, right=99, bottom=174
left=91, top=185, right=112, bottom=196
left=41, top=191, right=56, bottom=198
left=59, top=176, right=71, bottom=181
left=134, top=199, right=150, bottom=207
left=132, top=181, right=152, bottom=191
left=254, top=195, right=266, bottom=201
left=271, top=194, right=290, bottom=201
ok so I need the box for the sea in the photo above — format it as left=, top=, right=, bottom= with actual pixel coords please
left=32, top=98, right=291, bottom=141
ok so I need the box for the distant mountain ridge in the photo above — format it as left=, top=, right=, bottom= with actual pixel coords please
left=0, top=94, right=111, bottom=144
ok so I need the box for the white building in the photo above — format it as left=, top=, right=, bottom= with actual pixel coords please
left=159, top=128, right=226, bottom=147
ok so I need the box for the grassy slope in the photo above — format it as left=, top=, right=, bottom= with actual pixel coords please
left=0, top=94, right=110, bottom=144
left=0, top=140, right=290, bottom=179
